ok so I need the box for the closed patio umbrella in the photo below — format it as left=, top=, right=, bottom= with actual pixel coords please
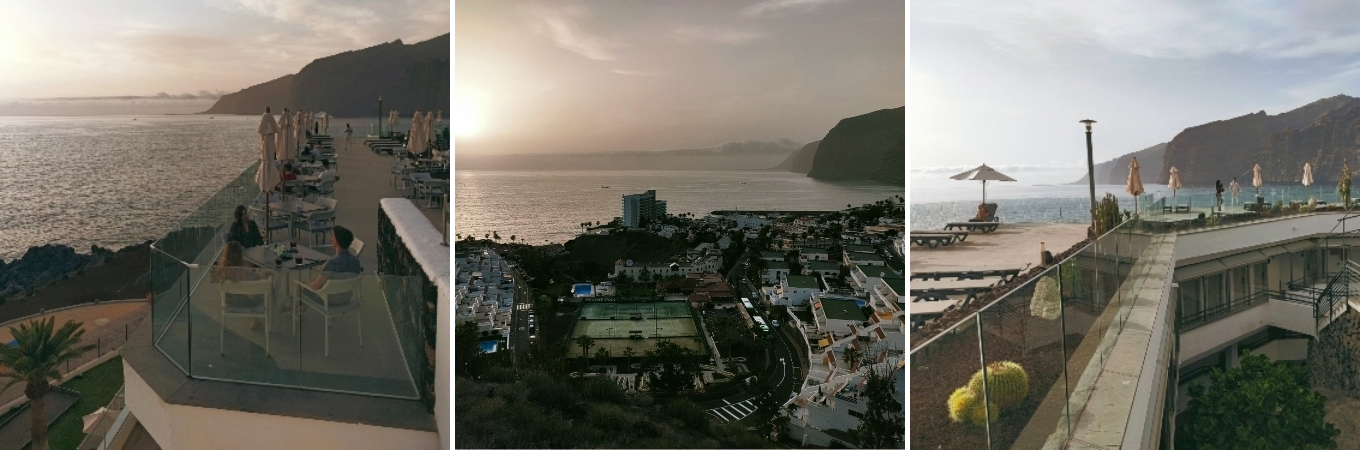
left=275, top=108, right=291, bottom=161
left=1126, top=157, right=1144, bottom=216
left=1168, top=167, right=1182, bottom=209
left=1304, top=163, right=1315, bottom=201
left=950, top=164, right=1016, bottom=204
left=257, top=109, right=281, bottom=242
left=1253, top=163, right=1263, bottom=196
left=424, top=111, right=434, bottom=150
left=407, top=110, right=423, bottom=155
left=323, top=112, right=330, bottom=134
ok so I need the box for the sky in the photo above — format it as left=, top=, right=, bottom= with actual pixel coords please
left=453, top=0, right=905, bottom=155
left=912, top=0, right=1360, bottom=185
left=0, top=0, right=448, bottom=100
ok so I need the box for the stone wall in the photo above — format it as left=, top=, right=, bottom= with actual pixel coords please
left=377, top=208, right=437, bottom=411
left=1309, top=309, right=1360, bottom=395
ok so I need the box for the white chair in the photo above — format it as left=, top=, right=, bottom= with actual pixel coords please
left=313, top=179, right=335, bottom=196
left=314, top=196, right=338, bottom=212
left=405, top=172, right=433, bottom=198
left=350, top=238, right=365, bottom=257
left=248, top=205, right=289, bottom=236
left=294, top=209, right=336, bottom=246
left=218, top=275, right=273, bottom=356
left=295, top=275, right=365, bottom=356
left=420, top=180, right=447, bottom=209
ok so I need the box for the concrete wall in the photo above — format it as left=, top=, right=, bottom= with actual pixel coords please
left=125, top=361, right=437, bottom=450
left=1180, top=299, right=1316, bottom=364
left=1174, top=214, right=1341, bottom=264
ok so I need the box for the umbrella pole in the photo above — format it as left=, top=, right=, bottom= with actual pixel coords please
left=982, top=180, right=987, bottom=204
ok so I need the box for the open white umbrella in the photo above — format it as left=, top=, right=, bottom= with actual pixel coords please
left=1168, top=167, right=1182, bottom=209
left=1303, top=162, right=1315, bottom=200
left=950, top=164, right=1016, bottom=204
left=257, top=110, right=281, bottom=242
left=1126, top=157, right=1144, bottom=216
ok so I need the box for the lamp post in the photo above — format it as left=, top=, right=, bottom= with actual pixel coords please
left=378, top=96, right=384, bottom=138
left=1081, top=119, right=1098, bottom=227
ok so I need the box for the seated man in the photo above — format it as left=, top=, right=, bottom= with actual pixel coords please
left=299, top=226, right=362, bottom=307
left=968, top=204, right=989, bottom=222
left=308, top=160, right=340, bottom=193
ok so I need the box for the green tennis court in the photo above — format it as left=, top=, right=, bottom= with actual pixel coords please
left=579, top=302, right=691, bottom=320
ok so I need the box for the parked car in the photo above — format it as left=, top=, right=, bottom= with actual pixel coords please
left=772, top=320, right=780, bottom=328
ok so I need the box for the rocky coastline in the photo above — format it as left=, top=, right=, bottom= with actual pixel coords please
left=0, top=241, right=150, bottom=304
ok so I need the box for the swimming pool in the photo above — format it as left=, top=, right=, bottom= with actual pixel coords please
left=479, top=341, right=499, bottom=353
left=854, top=300, right=867, bottom=307
left=573, top=283, right=594, bottom=296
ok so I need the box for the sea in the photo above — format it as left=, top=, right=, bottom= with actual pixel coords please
left=909, top=180, right=1342, bottom=231
left=0, top=114, right=387, bottom=261
left=454, top=170, right=904, bottom=245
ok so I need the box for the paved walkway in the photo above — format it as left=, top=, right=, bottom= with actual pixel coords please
left=0, top=302, right=148, bottom=407
left=0, top=301, right=146, bottom=343
left=332, top=142, right=446, bottom=270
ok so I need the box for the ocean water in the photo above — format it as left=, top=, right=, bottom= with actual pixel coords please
left=454, top=170, right=903, bottom=245
left=0, top=115, right=388, bottom=261
left=909, top=181, right=1343, bottom=230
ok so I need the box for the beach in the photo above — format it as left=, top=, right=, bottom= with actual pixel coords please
left=909, top=222, right=1089, bottom=273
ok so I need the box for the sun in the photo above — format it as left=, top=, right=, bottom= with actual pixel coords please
left=452, top=103, right=482, bottom=137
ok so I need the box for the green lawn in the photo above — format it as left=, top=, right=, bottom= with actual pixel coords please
left=26, top=356, right=124, bottom=450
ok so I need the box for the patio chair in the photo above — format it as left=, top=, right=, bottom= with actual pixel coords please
left=248, top=205, right=289, bottom=236
left=314, top=196, right=338, bottom=212
left=294, top=209, right=336, bottom=246
left=350, top=238, right=365, bottom=257
left=312, top=179, right=335, bottom=196
left=295, top=275, right=365, bottom=357
left=403, top=172, right=432, bottom=198
left=217, top=276, right=273, bottom=356
left=419, top=180, right=448, bottom=208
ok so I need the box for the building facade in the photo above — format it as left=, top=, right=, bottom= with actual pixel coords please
left=622, top=189, right=667, bottom=228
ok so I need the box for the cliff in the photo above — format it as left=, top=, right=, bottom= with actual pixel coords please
left=772, top=140, right=821, bottom=173
left=203, top=34, right=449, bottom=116
left=1160, top=95, right=1360, bottom=184
left=1257, top=103, right=1360, bottom=183
left=1070, top=143, right=1167, bottom=185
left=805, top=107, right=904, bottom=183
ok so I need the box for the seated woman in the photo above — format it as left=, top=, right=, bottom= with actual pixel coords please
left=228, top=205, right=264, bottom=248
left=211, top=241, right=271, bottom=330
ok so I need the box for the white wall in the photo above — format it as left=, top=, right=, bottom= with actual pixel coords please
left=1174, top=214, right=1339, bottom=264
left=125, top=362, right=439, bottom=450
left=1179, top=299, right=1316, bottom=364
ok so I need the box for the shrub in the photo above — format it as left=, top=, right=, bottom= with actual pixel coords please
left=966, top=361, right=1030, bottom=412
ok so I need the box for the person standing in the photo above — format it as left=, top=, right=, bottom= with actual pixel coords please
left=1215, top=179, right=1225, bottom=212
left=344, top=124, right=352, bottom=152
left=1229, top=177, right=1241, bottom=209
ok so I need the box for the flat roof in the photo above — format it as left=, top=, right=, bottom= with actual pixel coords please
left=821, top=298, right=867, bottom=322
left=800, top=247, right=828, bottom=253
left=761, top=251, right=786, bottom=258
left=882, top=277, right=905, bottom=295
left=766, top=261, right=790, bottom=270
left=785, top=275, right=821, bottom=290
left=849, top=253, right=885, bottom=262
left=807, top=261, right=841, bottom=270
left=843, top=244, right=876, bottom=253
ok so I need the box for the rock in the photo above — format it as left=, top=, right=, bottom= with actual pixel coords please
left=806, top=107, right=904, bottom=183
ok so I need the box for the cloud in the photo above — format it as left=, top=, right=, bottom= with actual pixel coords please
left=672, top=27, right=765, bottom=45
left=220, top=0, right=388, bottom=47
left=741, top=0, right=845, bottom=17
left=524, top=6, right=620, bottom=61
left=612, top=69, right=661, bottom=76
left=916, top=0, right=1360, bottom=60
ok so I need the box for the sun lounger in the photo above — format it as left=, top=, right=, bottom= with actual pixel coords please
left=909, top=278, right=1002, bottom=303
left=910, top=229, right=970, bottom=242
left=910, top=233, right=957, bottom=248
left=943, top=221, right=1000, bottom=233
left=910, top=265, right=1027, bottom=282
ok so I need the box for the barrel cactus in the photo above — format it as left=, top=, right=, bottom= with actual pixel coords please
left=966, top=361, right=1030, bottom=411
left=947, top=386, right=998, bottom=426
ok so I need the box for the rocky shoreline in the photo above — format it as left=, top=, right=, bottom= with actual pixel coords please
left=0, top=241, right=151, bottom=305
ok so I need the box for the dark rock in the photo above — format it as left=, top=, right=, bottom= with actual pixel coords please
left=806, top=107, right=904, bottom=183
left=771, top=140, right=821, bottom=174
left=0, top=241, right=150, bottom=302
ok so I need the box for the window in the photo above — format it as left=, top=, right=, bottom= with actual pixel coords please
left=1205, top=274, right=1224, bottom=312
left=1180, top=278, right=1203, bottom=320
left=1232, top=266, right=1250, bottom=301
left=1253, top=262, right=1267, bottom=295
left=848, top=410, right=863, bottom=419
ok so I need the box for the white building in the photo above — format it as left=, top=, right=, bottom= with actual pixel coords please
left=764, top=261, right=792, bottom=285
left=773, top=275, right=824, bottom=307
left=611, top=250, right=722, bottom=281
left=800, top=247, right=830, bottom=263
left=622, top=189, right=667, bottom=228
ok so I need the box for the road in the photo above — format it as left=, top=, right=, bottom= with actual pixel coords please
left=507, top=263, right=533, bottom=362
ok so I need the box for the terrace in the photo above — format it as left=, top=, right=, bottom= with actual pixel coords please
left=120, top=141, right=449, bottom=449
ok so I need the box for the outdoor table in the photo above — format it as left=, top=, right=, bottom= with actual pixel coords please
left=268, top=200, right=326, bottom=214
left=243, top=242, right=332, bottom=335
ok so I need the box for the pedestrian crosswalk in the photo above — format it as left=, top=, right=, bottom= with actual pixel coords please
left=516, top=304, right=530, bottom=311
left=705, top=399, right=756, bottom=423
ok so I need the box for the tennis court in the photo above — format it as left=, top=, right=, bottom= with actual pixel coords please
left=569, top=302, right=707, bottom=356
left=579, top=302, right=691, bottom=320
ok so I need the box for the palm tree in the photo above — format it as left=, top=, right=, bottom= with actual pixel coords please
left=0, top=317, right=95, bottom=450
left=575, top=335, right=596, bottom=369
left=843, top=345, right=863, bottom=372
left=510, top=235, right=516, bottom=243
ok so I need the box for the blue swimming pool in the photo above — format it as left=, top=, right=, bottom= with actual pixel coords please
left=854, top=300, right=867, bottom=307
left=573, top=283, right=593, bottom=296
left=479, top=341, right=499, bottom=353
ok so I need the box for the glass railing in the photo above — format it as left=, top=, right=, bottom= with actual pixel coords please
left=909, top=220, right=1156, bottom=449
left=150, top=163, right=424, bottom=399
left=1136, top=190, right=1339, bottom=234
